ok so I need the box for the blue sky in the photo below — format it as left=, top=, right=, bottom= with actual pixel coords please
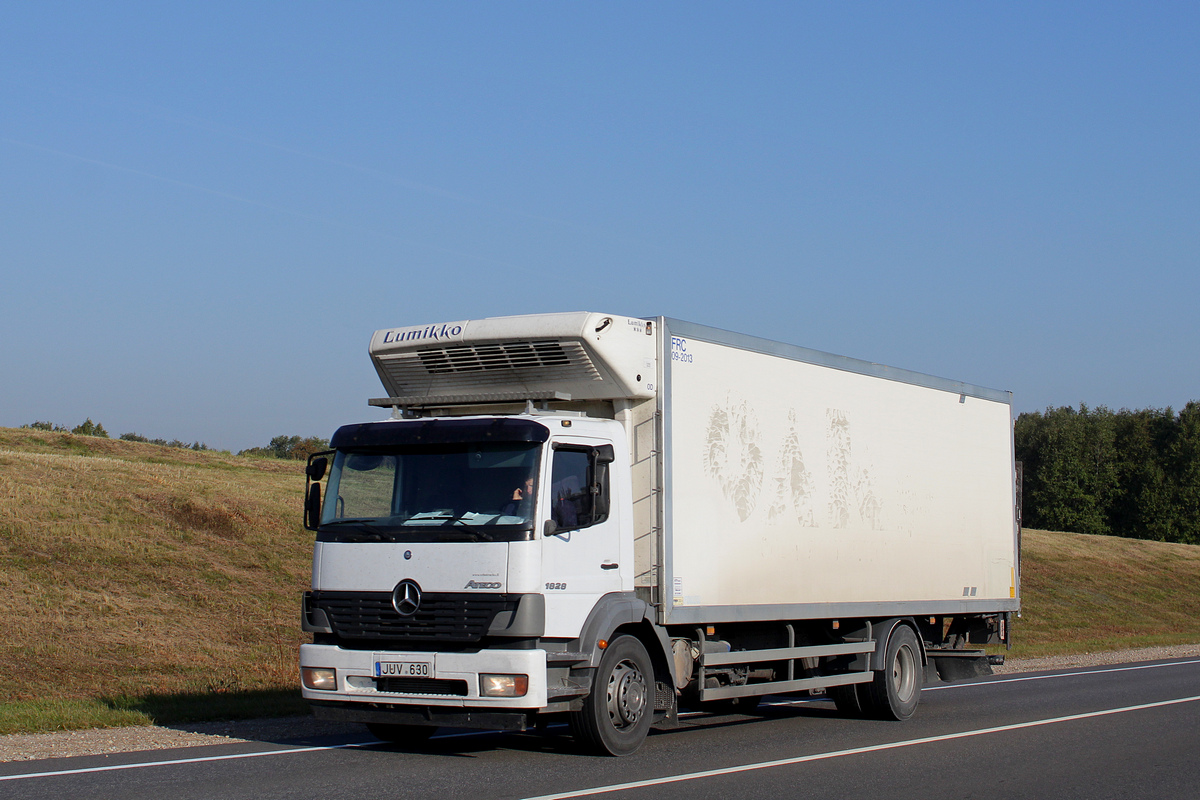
left=2, top=3, right=1197, bottom=451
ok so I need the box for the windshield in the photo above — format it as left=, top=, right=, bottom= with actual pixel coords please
left=318, top=442, right=541, bottom=542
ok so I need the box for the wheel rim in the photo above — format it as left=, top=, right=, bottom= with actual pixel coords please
left=606, top=658, right=648, bottom=730
left=891, top=644, right=917, bottom=703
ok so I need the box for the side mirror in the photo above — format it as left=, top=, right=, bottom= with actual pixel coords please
left=306, top=456, right=328, bottom=481
left=543, top=519, right=559, bottom=537
left=304, top=451, right=333, bottom=531
left=304, top=482, right=322, bottom=530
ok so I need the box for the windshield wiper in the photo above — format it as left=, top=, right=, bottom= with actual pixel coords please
left=320, top=519, right=390, bottom=537
left=410, top=512, right=498, bottom=540
left=435, top=527, right=495, bottom=542
left=451, top=520, right=495, bottom=541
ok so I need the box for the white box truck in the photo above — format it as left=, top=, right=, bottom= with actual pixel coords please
left=299, top=312, right=1019, bottom=755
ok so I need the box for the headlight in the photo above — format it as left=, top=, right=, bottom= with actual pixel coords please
left=301, top=667, right=337, bottom=690
left=480, top=674, right=528, bottom=697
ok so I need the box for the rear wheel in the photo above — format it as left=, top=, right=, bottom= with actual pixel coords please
left=861, top=625, right=923, bottom=720
left=829, top=683, right=865, bottom=717
left=570, top=635, right=653, bottom=756
left=365, top=722, right=437, bottom=746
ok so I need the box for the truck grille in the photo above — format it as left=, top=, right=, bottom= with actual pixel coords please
left=373, top=677, right=469, bottom=696
left=311, top=591, right=515, bottom=644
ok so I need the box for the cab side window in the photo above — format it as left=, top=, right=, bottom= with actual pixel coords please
left=549, top=444, right=613, bottom=531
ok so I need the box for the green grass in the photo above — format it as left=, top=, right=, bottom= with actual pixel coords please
left=0, top=691, right=309, bottom=736
left=0, top=698, right=150, bottom=736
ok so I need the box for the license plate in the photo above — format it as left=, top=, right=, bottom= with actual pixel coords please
left=375, top=658, right=433, bottom=678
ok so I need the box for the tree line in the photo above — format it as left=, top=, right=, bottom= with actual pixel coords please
left=237, top=435, right=330, bottom=460
left=1015, top=403, right=1200, bottom=544
left=20, top=421, right=328, bottom=460
left=23, top=419, right=211, bottom=450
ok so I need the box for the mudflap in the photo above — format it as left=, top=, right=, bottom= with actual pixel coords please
left=651, top=680, right=682, bottom=730
left=931, top=655, right=994, bottom=682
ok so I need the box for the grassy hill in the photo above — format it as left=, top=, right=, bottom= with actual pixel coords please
left=0, top=427, right=313, bottom=733
left=2, top=425, right=1200, bottom=734
left=1012, top=527, right=1200, bottom=653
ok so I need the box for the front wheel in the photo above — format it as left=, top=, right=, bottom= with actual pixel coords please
left=570, top=635, right=654, bottom=756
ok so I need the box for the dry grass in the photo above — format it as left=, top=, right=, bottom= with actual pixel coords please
left=0, top=428, right=311, bottom=730
left=1008, top=528, right=1200, bottom=657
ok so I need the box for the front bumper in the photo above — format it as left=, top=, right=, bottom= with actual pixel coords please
left=298, top=643, right=549, bottom=709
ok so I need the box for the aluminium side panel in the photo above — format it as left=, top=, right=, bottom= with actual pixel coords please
left=658, top=318, right=1018, bottom=626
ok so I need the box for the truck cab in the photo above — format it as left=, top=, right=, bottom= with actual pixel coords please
left=300, top=312, right=667, bottom=754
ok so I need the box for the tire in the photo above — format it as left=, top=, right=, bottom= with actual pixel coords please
left=569, top=635, right=654, bottom=756
left=365, top=722, right=437, bottom=746
left=829, top=683, right=865, bottom=717
left=861, top=625, right=923, bottom=720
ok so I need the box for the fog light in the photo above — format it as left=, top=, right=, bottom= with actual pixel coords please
left=301, top=667, right=337, bottom=691
left=480, top=674, right=529, bottom=697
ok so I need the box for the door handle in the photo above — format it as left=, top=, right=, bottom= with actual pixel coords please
left=600, top=562, right=619, bottom=570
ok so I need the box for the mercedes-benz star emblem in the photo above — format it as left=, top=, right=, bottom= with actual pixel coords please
left=392, top=579, right=422, bottom=616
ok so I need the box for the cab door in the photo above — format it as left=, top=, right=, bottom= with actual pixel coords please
left=540, top=437, right=624, bottom=637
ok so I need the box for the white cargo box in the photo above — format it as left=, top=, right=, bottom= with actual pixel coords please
left=655, top=318, right=1018, bottom=625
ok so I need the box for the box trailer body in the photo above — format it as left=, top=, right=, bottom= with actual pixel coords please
left=299, top=312, right=1019, bottom=755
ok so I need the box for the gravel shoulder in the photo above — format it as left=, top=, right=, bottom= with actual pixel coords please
left=5, top=643, right=1200, bottom=763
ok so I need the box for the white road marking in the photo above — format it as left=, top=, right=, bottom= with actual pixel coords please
left=925, top=657, right=1200, bottom=691
left=518, top=694, right=1200, bottom=800
left=0, top=741, right=381, bottom=783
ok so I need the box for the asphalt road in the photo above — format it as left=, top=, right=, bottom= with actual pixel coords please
left=4, top=658, right=1199, bottom=800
